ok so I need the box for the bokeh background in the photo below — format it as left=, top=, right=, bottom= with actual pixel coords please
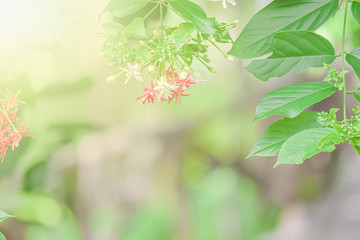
left=1, top=0, right=360, bottom=239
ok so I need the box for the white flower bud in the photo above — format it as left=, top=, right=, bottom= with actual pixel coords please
left=180, top=72, right=187, bottom=79
left=227, top=56, right=234, bottom=62
left=106, top=75, right=117, bottom=83
left=148, top=66, right=155, bottom=72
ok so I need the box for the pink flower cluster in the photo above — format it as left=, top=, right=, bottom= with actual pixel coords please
left=136, top=70, right=196, bottom=105
left=0, top=90, right=34, bottom=162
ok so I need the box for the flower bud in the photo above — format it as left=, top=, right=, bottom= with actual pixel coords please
left=148, top=66, right=155, bottom=72
left=227, top=56, right=234, bottom=62
left=180, top=72, right=187, bottom=79
left=106, top=75, right=117, bottom=83
left=208, top=67, right=216, bottom=73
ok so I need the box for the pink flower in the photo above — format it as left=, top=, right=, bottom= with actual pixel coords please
left=168, top=88, right=189, bottom=104
left=0, top=90, right=34, bottom=162
left=5, top=89, right=26, bottom=108
left=136, top=82, right=159, bottom=104
left=174, top=72, right=196, bottom=90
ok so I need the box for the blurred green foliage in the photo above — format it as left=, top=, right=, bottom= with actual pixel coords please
left=1, top=0, right=348, bottom=239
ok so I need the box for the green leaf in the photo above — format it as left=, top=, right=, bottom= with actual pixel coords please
left=103, top=0, right=151, bottom=18
left=0, top=210, right=14, bottom=223
left=0, top=232, right=6, bottom=240
left=247, top=112, right=321, bottom=158
left=102, top=22, right=125, bottom=32
left=254, top=81, right=337, bottom=121
left=229, top=0, right=339, bottom=59
left=246, top=31, right=336, bottom=81
left=351, top=137, right=360, bottom=155
left=354, top=92, right=360, bottom=104
left=317, top=131, right=343, bottom=149
left=352, top=143, right=360, bottom=155
left=172, top=23, right=195, bottom=47
left=276, top=127, right=337, bottom=166
left=126, top=17, right=146, bottom=38
left=169, top=0, right=219, bottom=35
left=351, top=1, right=360, bottom=25
left=346, top=47, right=360, bottom=80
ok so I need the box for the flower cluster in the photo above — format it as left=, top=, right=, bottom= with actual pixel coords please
left=0, top=90, right=34, bottom=162
left=136, top=69, right=197, bottom=104
left=101, top=0, right=236, bottom=105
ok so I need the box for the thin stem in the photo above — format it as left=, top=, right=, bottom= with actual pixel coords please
left=0, top=104, right=18, bottom=133
left=143, top=3, right=159, bottom=20
left=160, top=1, right=164, bottom=37
left=342, top=0, right=349, bottom=120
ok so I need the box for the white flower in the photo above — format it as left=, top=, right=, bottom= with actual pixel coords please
left=192, top=73, right=208, bottom=86
left=209, top=0, right=236, bottom=9
left=154, top=81, right=177, bottom=100
left=120, top=63, right=143, bottom=84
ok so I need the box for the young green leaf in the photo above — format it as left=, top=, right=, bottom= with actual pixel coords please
left=346, top=47, right=360, bottom=80
left=275, top=127, right=337, bottom=166
left=247, top=112, right=321, bottom=158
left=317, top=131, right=343, bottom=149
left=351, top=1, right=360, bottom=25
left=354, top=92, right=360, bottom=104
left=254, top=81, right=337, bottom=121
left=126, top=17, right=146, bottom=38
left=172, top=23, right=195, bottom=47
left=351, top=137, right=360, bottom=155
left=246, top=31, right=336, bottom=81
left=229, top=0, right=339, bottom=59
left=103, top=0, right=151, bottom=18
left=102, top=22, right=125, bottom=32
left=0, top=211, right=14, bottom=223
left=0, top=232, right=6, bottom=240
left=169, top=0, right=219, bottom=35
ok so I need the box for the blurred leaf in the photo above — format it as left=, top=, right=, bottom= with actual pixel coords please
left=169, top=0, right=219, bottom=35
left=23, top=162, right=47, bottom=192
left=248, top=112, right=321, bottom=158
left=0, top=232, right=6, bottom=240
left=25, top=209, right=81, bottom=240
left=0, top=210, right=14, bottom=223
left=194, top=113, right=253, bottom=162
left=120, top=206, right=173, bottom=240
left=351, top=1, right=360, bottom=25
left=276, top=128, right=337, bottom=166
left=229, top=0, right=339, bottom=58
left=14, top=192, right=63, bottom=226
left=126, top=17, right=146, bottom=38
left=254, top=81, right=337, bottom=121
left=102, top=22, right=125, bottom=32
left=173, top=23, right=195, bottom=47
left=38, top=77, right=93, bottom=97
left=103, top=0, right=151, bottom=18
left=346, top=47, right=360, bottom=80
left=190, top=168, right=280, bottom=240
left=246, top=31, right=336, bottom=81
left=181, top=150, right=209, bottom=187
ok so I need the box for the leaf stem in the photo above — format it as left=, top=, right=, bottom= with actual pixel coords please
left=160, top=1, right=164, bottom=37
left=342, top=0, right=349, bottom=120
left=143, top=3, right=159, bottom=21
